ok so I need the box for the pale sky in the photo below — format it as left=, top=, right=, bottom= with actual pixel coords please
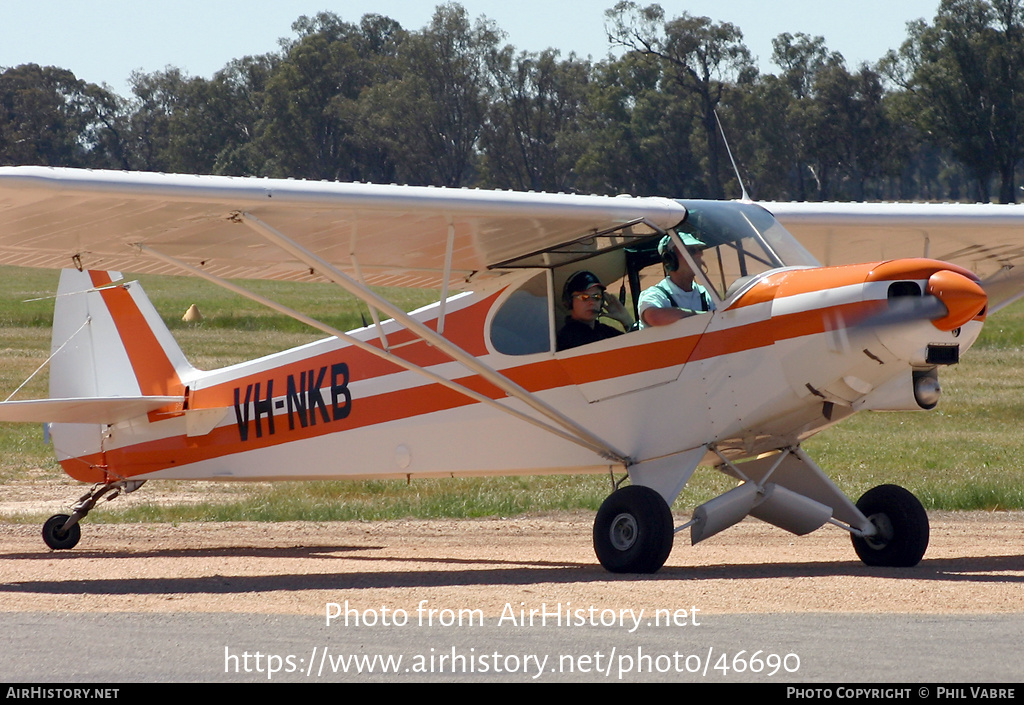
left=0, top=1, right=942, bottom=93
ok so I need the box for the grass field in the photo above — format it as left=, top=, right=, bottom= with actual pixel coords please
left=0, top=265, right=1021, bottom=524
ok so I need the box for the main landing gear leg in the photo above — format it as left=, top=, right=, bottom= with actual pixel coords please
left=42, top=480, right=146, bottom=550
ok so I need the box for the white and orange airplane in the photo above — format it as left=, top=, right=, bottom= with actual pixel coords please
left=0, top=165, right=1016, bottom=573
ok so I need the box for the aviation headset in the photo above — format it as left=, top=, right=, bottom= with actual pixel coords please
left=659, top=235, right=680, bottom=272
left=659, top=232, right=708, bottom=272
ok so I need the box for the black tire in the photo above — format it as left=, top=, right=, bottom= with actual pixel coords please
left=42, top=514, right=81, bottom=550
left=851, top=484, right=929, bottom=567
left=593, top=485, right=674, bottom=573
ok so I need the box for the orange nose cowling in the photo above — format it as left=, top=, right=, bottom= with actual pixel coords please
left=926, top=270, right=988, bottom=331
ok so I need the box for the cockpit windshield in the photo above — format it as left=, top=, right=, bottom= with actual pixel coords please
left=677, top=200, right=820, bottom=299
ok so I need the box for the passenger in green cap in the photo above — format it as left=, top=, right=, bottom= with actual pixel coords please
left=638, top=232, right=715, bottom=329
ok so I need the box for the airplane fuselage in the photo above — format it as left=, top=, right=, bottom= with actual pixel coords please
left=52, top=257, right=985, bottom=493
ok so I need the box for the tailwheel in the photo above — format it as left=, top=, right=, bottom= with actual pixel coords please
left=39, top=480, right=145, bottom=551
left=593, top=485, right=674, bottom=573
left=42, top=514, right=81, bottom=550
left=851, top=484, right=929, bottom=567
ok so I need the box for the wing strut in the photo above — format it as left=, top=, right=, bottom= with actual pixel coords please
left=437, top=221, right=455, bottom=335
left=138, top=244, right=630, bottom=465
left=232, top=212, right=631, bottom=465
left=350, top=252, right=389, bottom=350
left=348, top=225, right=389, bottom=350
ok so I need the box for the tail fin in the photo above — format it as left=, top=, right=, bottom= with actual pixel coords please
left=50, top=269, right=194, bottom=400
left=48, top=270, right=195, bottom=479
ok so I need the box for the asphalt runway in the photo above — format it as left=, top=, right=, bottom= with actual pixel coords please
left=2, top=612, right=1022, bottom=682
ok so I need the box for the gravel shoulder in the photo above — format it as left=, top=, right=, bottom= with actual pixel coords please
left=1, top=511, right=1022, bottom=617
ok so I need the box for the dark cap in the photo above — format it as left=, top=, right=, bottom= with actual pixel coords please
left=562, top=270, right=605, bottom=306
left=565, top=270, right=605, bottom=294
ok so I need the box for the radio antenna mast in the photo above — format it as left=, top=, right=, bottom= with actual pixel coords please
left=715, top=110, right=751, bottom=202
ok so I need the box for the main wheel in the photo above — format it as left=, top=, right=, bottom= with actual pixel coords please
left=593, top=485, right=673, bottom=573
left=42, top=514, right=81, bottom=550
left=851, top=484, right=928, bottom=567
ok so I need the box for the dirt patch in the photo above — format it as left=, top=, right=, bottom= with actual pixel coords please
left=0, top=477, right=266, bottom=517
left=1, top=511, right=1022, bottom=617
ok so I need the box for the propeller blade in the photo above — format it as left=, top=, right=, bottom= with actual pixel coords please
left=980, top=266, right=1024, bottom=314
left=859, top=295, right=948, bottom=329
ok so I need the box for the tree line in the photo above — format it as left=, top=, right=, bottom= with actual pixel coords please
left=3, top=0, right=1024, bottom=203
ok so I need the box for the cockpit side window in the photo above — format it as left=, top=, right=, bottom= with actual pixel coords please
left=489, top=272, right=552, bottom=355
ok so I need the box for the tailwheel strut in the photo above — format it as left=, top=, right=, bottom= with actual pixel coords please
left=41, top=480, right=145, bottom=550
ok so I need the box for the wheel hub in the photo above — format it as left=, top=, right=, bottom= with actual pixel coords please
left=609, top=512, right=638, bottom=551
left=864, top=513, right=894, bottom=550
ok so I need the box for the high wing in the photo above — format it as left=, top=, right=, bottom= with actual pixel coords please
left=0, top=166, right=686, bottom=288
left=767, top=201, right=1024, bottom=312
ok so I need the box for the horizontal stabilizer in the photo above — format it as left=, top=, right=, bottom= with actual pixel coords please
left=0, top=396, right=183, bottom=424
